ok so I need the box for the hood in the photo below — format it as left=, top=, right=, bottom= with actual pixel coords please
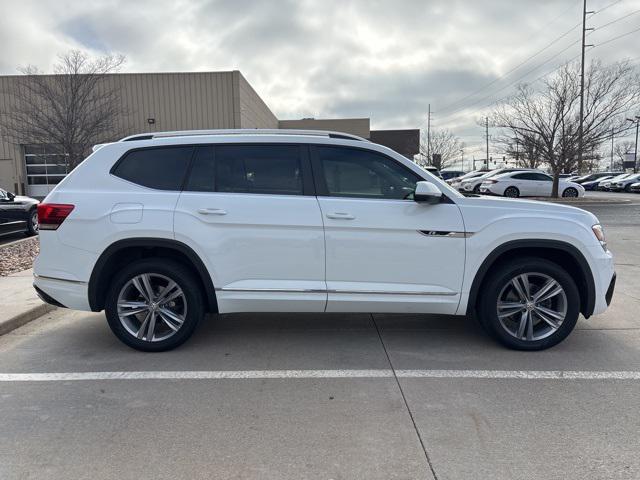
left=457, top=195, right=598, bottom=227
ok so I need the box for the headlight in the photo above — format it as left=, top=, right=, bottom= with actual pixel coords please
left=592, top=224, right=607, bottom=251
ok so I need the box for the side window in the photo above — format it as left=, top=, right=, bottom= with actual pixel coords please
left=315, top=146, right=421, bottom=199
left=184, top=146, right=215, bottom=192
left=511, top=173, right=528, bottom=180
left=533, top=173, right=552, bottom=181
left=215, top=145, right=303, bottom=195
left=112, top=147, right=193, bottom=190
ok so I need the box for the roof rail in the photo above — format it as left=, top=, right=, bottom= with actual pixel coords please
left=119, top=129, right=368, bottom=142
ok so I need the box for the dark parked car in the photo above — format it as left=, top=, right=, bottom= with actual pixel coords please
left=574, top=172, right=621, bottom=185
left=0, top=188, right=39, bottom=236
left=424, top=166, right=443, bottom=179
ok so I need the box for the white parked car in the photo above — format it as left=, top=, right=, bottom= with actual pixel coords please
left=610, top=173, right=640, bottom=192
left=598, top=173, right=630, bottom=191
left=480, top=171, right=585, bottom=198
left=457, top=168, right=537, bottom=194
left=34, top=129, right=615, bottom=352
left=447, top=170, right=486, bottom=187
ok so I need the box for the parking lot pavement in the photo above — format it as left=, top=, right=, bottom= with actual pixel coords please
left=0, top=201, right=639, bottom=479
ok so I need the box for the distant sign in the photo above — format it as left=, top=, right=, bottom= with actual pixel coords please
left=624, top=152, right=636, bottom=170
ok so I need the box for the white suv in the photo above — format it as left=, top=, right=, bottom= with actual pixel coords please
left=33, top=130, right=616, bottom=352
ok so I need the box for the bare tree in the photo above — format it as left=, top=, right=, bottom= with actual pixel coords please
left=418, top=129, right=463, bottom=170
left=490, top=60, right=640, bottom=196
left=0, top=50, right=126, bottom=169
left=495, top=132, right=545, bottom=169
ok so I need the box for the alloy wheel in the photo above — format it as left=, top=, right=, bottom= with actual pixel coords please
left=117, top=273, right=187, bottom=342
left=496, top=272, right=567, bottom=341
left=31, top=211, right=39, bottom=232
left=563, top=188, right=578, bottom=198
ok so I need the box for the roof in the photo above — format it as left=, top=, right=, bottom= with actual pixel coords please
left=119, top=129, right=368, bottom=143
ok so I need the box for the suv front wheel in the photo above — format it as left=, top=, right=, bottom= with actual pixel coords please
left=478, top=257, right=580, bottom=350
left=105, top=259, right=204, bottom=351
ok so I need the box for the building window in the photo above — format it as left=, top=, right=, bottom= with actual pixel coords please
left=24, top=145, right=69, bottom=197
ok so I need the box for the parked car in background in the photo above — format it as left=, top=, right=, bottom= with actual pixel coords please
left=610, top=173, right=640, bottom=192
left=33, top=129, right=615, bottom=352
left=440, top=170, right=466, bottom=181
left=424, top=166, right=443, bottom=179
left=582, top=176, right=614, bottom=191
left=558, top=173, right=577, bottom=179
left=447, top=170, right=486, bottom=188
left=0, top=188, right=39, bottom=236
left=598, top=173, right=630, bottom=191
left=458, top=168, right=537, bottom=194
left=479, top=171, right=585, bottom=198
left=575, top=172, right=621, bottom=185
left=630, top=182, right=640, bottom=193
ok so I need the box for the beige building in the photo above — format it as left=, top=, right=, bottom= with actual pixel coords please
left=0, top=70, right=418, bottom=197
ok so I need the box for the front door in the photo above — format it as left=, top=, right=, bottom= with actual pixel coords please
left=174, top=144, right=326, bottom=313
left=311, top=145, right=465, bottom=314
left=0, top=189, right=27, bottom=234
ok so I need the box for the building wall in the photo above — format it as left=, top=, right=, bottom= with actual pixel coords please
left=235, top=72, right=278, bottom=129
left=278, top=118, right=370, bottom=139
left=0, top=71, right=279, bottom=193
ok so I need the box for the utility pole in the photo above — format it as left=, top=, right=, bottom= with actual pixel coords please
left=610, top=128, right=614, bottom=171
left=577, top=0, right=595, bottom=173
left=485, top=117, right=489, bottom=169
left=628, top=116, right=640, bottom=173
left=426, top=104, right=431, bottom=165
left=460, top=148, right=465, bottom=171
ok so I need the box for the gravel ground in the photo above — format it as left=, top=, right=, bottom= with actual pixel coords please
left=0, top=237, right=39, bottom=276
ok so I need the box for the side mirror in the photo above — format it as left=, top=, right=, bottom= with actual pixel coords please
left=6, top=192, right=15, bottom=201
left=414, top=181, right=442, bottom=204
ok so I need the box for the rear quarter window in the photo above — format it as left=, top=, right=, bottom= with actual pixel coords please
left=112, top=146, right=194, bottom=190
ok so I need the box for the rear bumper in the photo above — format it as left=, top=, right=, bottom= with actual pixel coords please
left=33, top=275, right=91, bottom=311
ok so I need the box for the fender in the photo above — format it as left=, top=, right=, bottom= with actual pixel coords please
left=88, top=238, right=217, bottom=313
left=466, top=239, right=596, bottom=318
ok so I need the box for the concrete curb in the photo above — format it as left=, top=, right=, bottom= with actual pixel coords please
left=0, top=303, right=57, bottom=336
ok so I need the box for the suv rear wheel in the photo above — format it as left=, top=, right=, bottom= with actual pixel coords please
left=105, top=259, right=204, bottom=351
left=478, top=257, right=580, bottom=350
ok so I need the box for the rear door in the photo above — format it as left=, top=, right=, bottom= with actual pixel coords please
left=174, top=144, right=326, bottom=313
left=311, top=145, right=465, bottom=314
left=531, top=172, right=553, bottom=196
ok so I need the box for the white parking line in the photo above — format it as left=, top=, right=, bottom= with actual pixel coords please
left=1, top=369, right=640, bottom=382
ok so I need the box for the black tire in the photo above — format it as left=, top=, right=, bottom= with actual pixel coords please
left=503, top=186, right=519, bottom=198
left=105, top=259, right=204, bottom=352
left=624, top=184, right=632, bottom=192
left=478, top=257, right=580, bottom=351
left=26, top=208, right=38, bottom=236
left=472, top=184, right=481, bottom=194
left=562, top=187, right=578, bottom=198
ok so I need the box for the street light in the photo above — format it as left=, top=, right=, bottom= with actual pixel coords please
left=627, top=116, right=640, bottom=173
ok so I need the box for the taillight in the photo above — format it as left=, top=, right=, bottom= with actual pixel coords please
left=37, top=203, right=75, bottom=230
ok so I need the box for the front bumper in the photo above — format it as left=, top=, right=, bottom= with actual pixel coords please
left=605, top=272, right=616, bottom=306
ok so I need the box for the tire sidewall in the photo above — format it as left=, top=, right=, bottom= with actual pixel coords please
left=105, top=259, right=204, bottom=352
left=504, top=187, right=519, bottom=198
left=479, top=258, right=580, bottom=351
left=26, top=208, right=38, bottom=236
left=563, top=187, right=577, bottom=198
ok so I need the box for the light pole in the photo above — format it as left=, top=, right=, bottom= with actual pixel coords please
left=627, top=116, right=640, bottom=173
left=460, top=149, right=465, bottom=172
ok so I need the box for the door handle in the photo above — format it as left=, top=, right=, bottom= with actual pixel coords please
left=326, top=212, right=355, bottom=220
left=197, top=208, right=227, bottom=215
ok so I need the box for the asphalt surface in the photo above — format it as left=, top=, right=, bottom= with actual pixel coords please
left=1, top=192, right=639, bottom=480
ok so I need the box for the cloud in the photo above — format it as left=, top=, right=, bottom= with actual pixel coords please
left=0, top=0, right=638, bottom=157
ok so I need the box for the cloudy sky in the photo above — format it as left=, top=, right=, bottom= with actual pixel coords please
left=1, top=0, right=639, bottom=160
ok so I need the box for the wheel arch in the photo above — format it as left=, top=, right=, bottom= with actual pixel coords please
left=88, top=238, right=217, bottom=313
left=467, top=239, right=596, bottom=318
